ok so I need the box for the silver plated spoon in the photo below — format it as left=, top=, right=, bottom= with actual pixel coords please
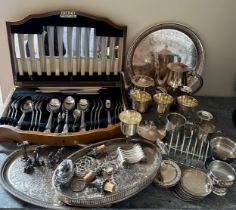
left=44, top=98, right=61, bottom=133
left=72, top=109, right=81, bottom=132
left=78, top=99, right=90, bottom=131
left=16, top=99, right=33, bottom=129
left=62, top=96, right=75, bottom=134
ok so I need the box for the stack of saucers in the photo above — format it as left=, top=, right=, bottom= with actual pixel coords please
left=172, top=168, right=213, bottom=201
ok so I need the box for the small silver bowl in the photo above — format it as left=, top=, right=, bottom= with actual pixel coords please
left=207, top=160, right=236, bottom=196
left=210, top=137, right=236, bottom=161
left=130, top=90, right=152, bottom=113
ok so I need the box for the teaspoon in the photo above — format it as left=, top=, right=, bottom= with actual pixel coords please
left=104, top=99, right=113, bottom=127
left=16, top=99, right=33, bottom=129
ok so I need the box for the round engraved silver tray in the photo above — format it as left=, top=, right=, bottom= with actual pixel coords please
left=0, top=145, right=79, bottom=209
left=126, top=22, right=205, bottom=87
left=53, top=138, right=162, bottom=207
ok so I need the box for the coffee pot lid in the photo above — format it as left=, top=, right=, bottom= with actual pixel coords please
left=158, top=45, right=173, bottom=56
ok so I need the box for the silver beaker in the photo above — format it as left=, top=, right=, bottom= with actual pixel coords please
left=119, top=110, right=142, bottom=138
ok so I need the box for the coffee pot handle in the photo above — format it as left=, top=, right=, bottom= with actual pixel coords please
left=186, top=71, right=204, bottom=95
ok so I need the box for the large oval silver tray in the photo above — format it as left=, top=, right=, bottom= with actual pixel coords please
left=53, top=138, right=162, bottom=207
left=0, top=145, right=79, bottom=209
left=126, top=22, right=205, bottom=87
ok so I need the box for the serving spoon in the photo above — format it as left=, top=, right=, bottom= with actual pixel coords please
left=44, top=98, right=61, bottom=133
left=16, top=98, right=33, bottom=129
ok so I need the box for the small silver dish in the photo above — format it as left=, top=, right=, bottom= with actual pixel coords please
left=154, top=159, right=181, bottom=188
left=210, top=136, right=236, bottom=161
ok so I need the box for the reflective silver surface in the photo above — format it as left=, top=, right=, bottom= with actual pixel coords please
left=207, top=160, right=236, bottom=196
left=0, top=146, right=77, bottom=209
left=154, top=159, right=181, bottom=188
left=210, top=137, right=236, bottom=161
left=126, top=23, right=205, bottom=87
left=137, top=122, right=166, bottom=142
left=181, top=168, right=212, bottom=197
left=53, top=138, right=161, bottom=207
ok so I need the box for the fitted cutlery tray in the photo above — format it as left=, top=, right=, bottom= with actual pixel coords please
left=0, top=10, right=127, bottom=145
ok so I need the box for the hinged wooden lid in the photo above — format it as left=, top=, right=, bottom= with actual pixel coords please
left=6, top=10, right=127, bottom=87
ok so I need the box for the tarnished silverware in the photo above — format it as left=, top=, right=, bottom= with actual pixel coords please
left=62, top=96, right=75, bottom=134
left=72, top=109, right=81, bottom=132
left=16, top=98, right=33, bottom=129
left=10, top=98, right=21, bottom=125
left=54, top=112, right=62, bottom=133
left=44, top=98, right=61, bottom=133
left=104, top=99, right=113, bottom=127
left=89, top=99, right=96, bottom=130
left=117, top=144, right=145, bottom=164
left=36, top=101, right=43, bottom=131
left=78, top=99, right=90, bottom=131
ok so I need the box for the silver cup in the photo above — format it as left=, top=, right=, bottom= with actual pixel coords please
left=164, top=113, right=186, bottom=156
left=130, top=90, right=152, bottom=113
left=165, top=112, right=186, bottom=131
left=119, top=110, right=142, bottom=138
left=177, top=95, right=198, bottom=119
left=153, top=93, right=173, bottom=115
left=196, top=121, right=216, bottom=143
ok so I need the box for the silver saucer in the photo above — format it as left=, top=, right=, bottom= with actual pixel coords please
left=180, top=168, right=213, bottom=197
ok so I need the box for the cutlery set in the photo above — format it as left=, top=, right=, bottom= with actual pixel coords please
left=1, top=92, right=124, bottom=133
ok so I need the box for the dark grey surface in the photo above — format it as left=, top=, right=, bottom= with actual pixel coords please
left=0, top=96, right=236, bottom=209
